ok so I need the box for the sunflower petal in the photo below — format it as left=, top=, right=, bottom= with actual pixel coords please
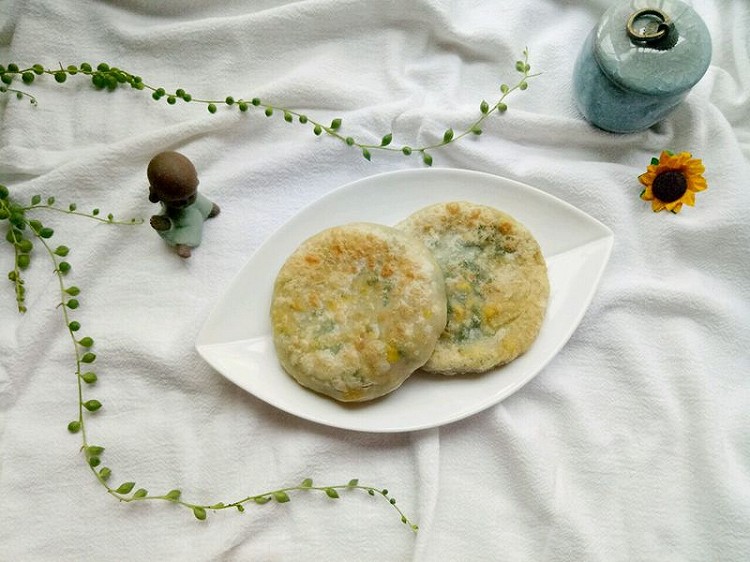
left=638, top=172, right=655, bottom=187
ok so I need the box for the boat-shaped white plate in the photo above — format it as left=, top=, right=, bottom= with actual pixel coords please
left=196, top=168, right=613, bottom=432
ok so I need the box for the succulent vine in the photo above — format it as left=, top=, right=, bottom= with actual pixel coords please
left=0, top=185, right=417, bottom=529
left=0, top=50, right=537, bottom=165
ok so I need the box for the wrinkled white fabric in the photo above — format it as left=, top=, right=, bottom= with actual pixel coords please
left=0, top=0, right=748, bottom=560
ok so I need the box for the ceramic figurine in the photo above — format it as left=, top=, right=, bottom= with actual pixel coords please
left=147, top=151, right=220, bottom=258
left=573, top=0, right=711, bottom=133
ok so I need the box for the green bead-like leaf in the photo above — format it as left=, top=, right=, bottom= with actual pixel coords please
left=325, top=488, right=340, bottom=499
left=59, top=262, right=71, bottom=274
left=422, top=153, right=433, bottom=166
left=238, top=102, right=248, bottom=111
left=274, top=491, right=290, bottom=503
left=89, top=456, right=101, bottom=467
left=362, top=148, right=371, bottom=161
left=68, top=203, right=77, bottom=212
left=208, top=103, right=218, bottom=114
left=345, top=137, right=354, bottom=146
left=65, top=286, right=80, bottom=296
left=497, top=103, right=508, bottom=112
left=253, top=496, right=271, bottom=505
left=133, top=489, right=148, bottom=499
left=480, top=100, right=489, bottom=114
left=193, top=506, right=207, bottom=520
left=402, top=146, right=412, bottom=156
left=471, top=126, right=482, bottom=135
left=67, top=420, right=81, bottom=433
left=99, top=467, right=112, bottom=481
left=39, top=227, right=54, bottom=239
left=9, top=215, right=25, bottom=230
left=284, top=111, right=293, bottom=123
left=264, top=107, right=273, bottom=117
left=81, top=352, right=96, bottom=363
left=347, top=479, right=359, bottom=488
left=115, top=482, right=135, bottom=494
left=78, top=336, right=94, bottom=347
left=380, top=133, right=392, bottom=147
left=31, top=194, right=41, bottom=205
left=66, top=298, right=79, bottom=309
left=16, top=254, right=30, bottom=269
left=651, top=157, right=660, bottom=165
left=301, top=478, right=313, bottom=488
left=69, top=321, right=81, bottom=332
left=225, top=96, right=235, bottom=105
left=83, top=399, right=102, bottom=411
left=54, top=245, right=70, bottom=257
left=87, top=445, right=105, bottom=456
left=519, top=81, right=528, bottom=90
left=166, top=489, right=182, bottom=501
left=500, top=84, right=510, bottom=93
left=313, top=125, right=322, bottom=136
left=443, top=129, right=454, bottom=143
left=330, top=118, right=342, bottom=130
left=18, top=238, right=34, bottom=254
left=82, top=372, right=98, bottom=384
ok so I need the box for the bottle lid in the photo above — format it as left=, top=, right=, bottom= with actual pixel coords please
left=593, top=0, right=712, bottom=96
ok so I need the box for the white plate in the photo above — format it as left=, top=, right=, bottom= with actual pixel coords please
left=196, top=168, right=613, bottom=433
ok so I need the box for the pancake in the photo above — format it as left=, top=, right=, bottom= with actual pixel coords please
left=270, top=222, right=447, bottom=402
left=397, top=201, right=549, bottom=375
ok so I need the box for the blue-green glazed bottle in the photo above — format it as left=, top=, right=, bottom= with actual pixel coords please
left=573, top=0, right=712, bottom=133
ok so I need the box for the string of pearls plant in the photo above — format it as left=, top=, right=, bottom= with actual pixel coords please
left=0, top=186, right=418, bottom=528
left=0, top=49, right=536, bottom=165
left=0, top=50, right=536, bottom=529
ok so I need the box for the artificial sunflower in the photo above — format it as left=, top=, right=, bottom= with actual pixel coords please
left=638, top=150, right=707, bottom=213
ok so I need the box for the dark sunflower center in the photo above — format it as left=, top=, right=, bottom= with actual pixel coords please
left=652, top=170, right=688, bottom=203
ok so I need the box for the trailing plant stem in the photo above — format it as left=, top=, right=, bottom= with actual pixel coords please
left=0, top=185, right=417, bottom=531
left=1, top=49, right=537, bottom=166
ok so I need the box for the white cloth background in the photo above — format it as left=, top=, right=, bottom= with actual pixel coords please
left=1, top=0, right=748, bottom=560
